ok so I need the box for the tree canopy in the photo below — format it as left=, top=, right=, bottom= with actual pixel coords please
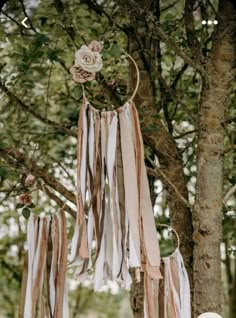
left=0, top=0, right=235, bottom=317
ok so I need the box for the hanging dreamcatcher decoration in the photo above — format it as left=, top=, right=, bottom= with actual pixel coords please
left=69, top=40, right=162, bottom=317
left=19, top=40, right=191, bottom=318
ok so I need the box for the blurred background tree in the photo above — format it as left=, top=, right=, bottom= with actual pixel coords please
left=0, top=0, right=235, bottom=317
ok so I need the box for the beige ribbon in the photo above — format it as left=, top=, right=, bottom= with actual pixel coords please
left=119, top=107, right=141, bottom=266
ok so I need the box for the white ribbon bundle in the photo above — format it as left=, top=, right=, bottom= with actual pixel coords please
left=154, top=248, right=191, bottom=318
left=70, top=99, right=162, bottom=317
left=19, top=210, right=69, bottom=318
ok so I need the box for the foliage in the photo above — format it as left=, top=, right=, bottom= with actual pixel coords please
left=0, top=0, right=235, bottom=317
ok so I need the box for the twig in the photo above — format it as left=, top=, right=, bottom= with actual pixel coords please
left=170, top=63, right=188, bottom=89
left=37, top=183, right=76, bottom=218
left=4, top=32, right=35, bottom=37
left=161, top=0, right=180, bottom=12
left=118, top=0, right=206, bottom=75
left=146, top=155, right=193, bottom=209
left=18, top=0, right=37, bottom=33
left=1, top=10, right=24, bottom=28
left=184, top=0, right=203, bottom=61
left=152, top=25, right=205, bottom=75
left=224, top=145, right=236, bottom=154
left=174, top=130, right=197, bottom=139
left=223, top=184, right=236, bottom=205
left=82, top=0, right=127, bottom=32
left=47, top=154, right=76, bottom=188
left=0, top=147, right=77, bottom=206
left=157, top=74, right=197, bottom=122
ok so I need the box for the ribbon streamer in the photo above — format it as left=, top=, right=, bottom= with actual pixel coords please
left=70, top=99, right=162, bottom=317
left=19, top=211, right=69, bottom=318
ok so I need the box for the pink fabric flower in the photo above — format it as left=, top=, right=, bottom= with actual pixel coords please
left=18, top=193, right=33, bottom=206
left=88, top=40, right=104, bottom=53
left=70, top=65, right=95, bottom=83
left=25, top=174, right=35, bottom=187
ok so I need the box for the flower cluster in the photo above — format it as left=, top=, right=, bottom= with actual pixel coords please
left=18, top=193, right=32, bottom=206
left=70, top=40, right=103, bottom=83
left=25, top=174, right=35, bottom=187
left=17, top=174, right=36, bottom=207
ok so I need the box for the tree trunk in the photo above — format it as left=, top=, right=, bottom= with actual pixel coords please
left=192, top=1, right=236, bottom=316
left=129, top=270, right=145, bottom=317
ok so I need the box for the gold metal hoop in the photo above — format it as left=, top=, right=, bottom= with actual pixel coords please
left=123, top=52, right=140, bottom=101
left=156, top=223, right=180, bottom=251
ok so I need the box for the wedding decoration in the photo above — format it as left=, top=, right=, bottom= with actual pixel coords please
left=70, top=40, right=103, bottom=83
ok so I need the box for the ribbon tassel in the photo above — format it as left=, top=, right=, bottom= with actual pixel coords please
left=19, top=211, right=69, bottom=318
left=71, top=100, right=163, bottom=317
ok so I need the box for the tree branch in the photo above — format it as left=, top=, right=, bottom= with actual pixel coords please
left=81, top=0, right=113, bottom=26
left=152, top=24, right=205, bottom=75
left=174, top=129, right=197, bottom=139
left=81, top=0, right=127, bottom=33
left=0, top=82, right=77, bottom=138
left=0, top=147, right=77, bottom=206
left=170, top=63, right=188, bottom=89
left=18, top=0, right=37, bottom=33
left=161, top=0, right=180, bottom=12
left=0, top=182, right=77, bottom=219
left=146, top=164, right=193, bottom=210
left=117, top=0, right=206, bottom=76
left=223, top=184, right=236, bottom=204
left=157, top=73, right=197, bottom=122
left=1, top=10, right=24, bottom=28
left=37, top=183, right=76, bottom=218
left=184, top=0, right=203, bottom=61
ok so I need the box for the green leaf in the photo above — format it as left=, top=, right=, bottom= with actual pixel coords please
left=47, top=49, right=62, bottom=63
left=22, top=208, right=31, bottom=219
left=143, top=124, right=160, bottom=133
left=32, top=33, right=51, bottom=47
left=0, top=141, right=8, bottom=149
left=39, top=16, right=48, bottom=27
left=0, top=164, right=9, bottom=180
left=71, top=85, right=82, bottom=99
left=108, top=43, right=123, bottom=57
left=103, top=39, right=110, bottom=50
left=27, top=203, right=36, bottom=209
left=19, top=62, right=29, bottom=72
left=0, top=24, right=7, bottom=43
left=33, top=50, right=44, bottom=59
left=151, top=114, right=161, bottom=119
left=16, top=203, right=24, bottom=209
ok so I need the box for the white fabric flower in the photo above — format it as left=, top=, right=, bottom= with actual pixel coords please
left=25, top=174, right=35, bottom=187
left=75, top=45, right=103, bottom=73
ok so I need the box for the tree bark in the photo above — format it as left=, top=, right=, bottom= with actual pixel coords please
left=192, top=1, right=236, bottom=316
